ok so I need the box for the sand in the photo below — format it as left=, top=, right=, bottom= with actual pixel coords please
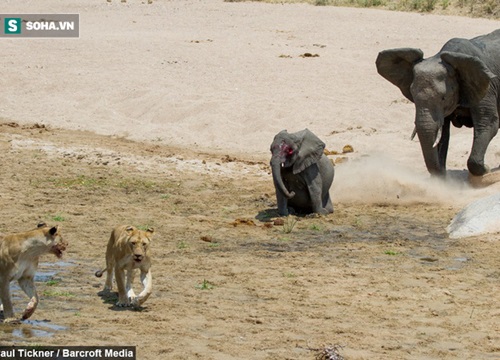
left=0, top=1, right=500, bottom=359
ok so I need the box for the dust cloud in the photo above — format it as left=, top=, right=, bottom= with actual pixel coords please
left=332, top=154, right=497, bottom=208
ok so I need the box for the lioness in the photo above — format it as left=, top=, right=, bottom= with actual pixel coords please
left=0, top=223, right=67, bottom=323
left=95, top=225, right=154, bottom=307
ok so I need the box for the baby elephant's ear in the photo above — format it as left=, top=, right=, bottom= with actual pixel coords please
left=293, top=129, right=325, bottom=174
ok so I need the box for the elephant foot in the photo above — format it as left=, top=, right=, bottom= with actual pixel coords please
left=311, top=208, right=333, bottom=216
left=467, top=160, right=489, bottom=177
left=278, top=207, right=297, bottom=217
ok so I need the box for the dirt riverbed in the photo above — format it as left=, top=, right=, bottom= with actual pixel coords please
left=0, top=123, right=499, bottom=359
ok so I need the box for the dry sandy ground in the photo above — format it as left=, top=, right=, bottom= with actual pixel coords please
left=0, top=0, right=500, bottom=359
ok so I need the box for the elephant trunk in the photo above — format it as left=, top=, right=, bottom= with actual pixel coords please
left=271, top=157, right=295, bottom=199
left=415, top=108, right=446, bottom=176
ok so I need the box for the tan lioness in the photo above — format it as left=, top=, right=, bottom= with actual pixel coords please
left=0, top=223, right=67, bottom=323
left=95, top=225, right=154, bottom=307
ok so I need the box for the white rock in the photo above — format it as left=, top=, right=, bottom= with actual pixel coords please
left=448, top=193, right=500, bottom=239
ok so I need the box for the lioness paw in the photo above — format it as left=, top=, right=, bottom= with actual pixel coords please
left=130, top=297, right=143, bottom=307
left=116, top=300, right=131, bottom=307
left=3, top=317, right=21, bottom=324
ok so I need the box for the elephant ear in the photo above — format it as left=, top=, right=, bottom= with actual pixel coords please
left=376, top=48, right=424, bottom=102
left=440, top=51, right=497, bottom=107
left=293, top=129, right=325, bottom=174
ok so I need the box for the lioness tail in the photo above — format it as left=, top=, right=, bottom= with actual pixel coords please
left=95, top=268, right=106, bottom=278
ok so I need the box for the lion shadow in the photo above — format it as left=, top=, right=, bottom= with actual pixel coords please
left=97, top=289, right=147, bottom=312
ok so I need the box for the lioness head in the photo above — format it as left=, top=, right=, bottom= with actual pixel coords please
left=38, top=223, right=67, bottom=259
left=125, top=226, right=153, bottom=263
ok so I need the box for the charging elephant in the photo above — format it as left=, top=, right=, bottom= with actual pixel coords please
left=376, top=29, right=500, bottom=177
left=270, top=129, right=334, bottom=216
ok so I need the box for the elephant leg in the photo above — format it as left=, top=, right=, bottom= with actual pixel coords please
left=275, top=187, right=289, bottom=216
left=468, top=103, right=499, bottom=176
left=304, top=165, right=330, bottom=215
left=319, top=156, right=334, bottom=213
left=323, top=193, right=334, bottom=213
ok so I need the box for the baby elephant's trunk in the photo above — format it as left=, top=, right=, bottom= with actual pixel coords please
left=271, top=157, right=295, bottom=199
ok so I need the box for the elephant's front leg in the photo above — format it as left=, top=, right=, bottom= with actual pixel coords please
left=274, top=182, right=289, bottom=216
left=18, top=277, right=39, bottom=320
left=468, top=103, right=499, bottom=176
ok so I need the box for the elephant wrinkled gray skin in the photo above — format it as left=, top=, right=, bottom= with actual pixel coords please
left=270, top=129, right=334, bottom=216
left=376, top=29, right=500, bottom=177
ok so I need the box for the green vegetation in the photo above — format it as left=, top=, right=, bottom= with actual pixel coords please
left=195, top=279, right=215, bottom=290
left=225, top=0, right=499, bottom=18
left=51, top=214, right=65, bottom=222
left=177, top=241, right=188, bottom=249
left=136, top=224, right=154, bottom=231
left=309, top=223, right=322, bottom=231
left=282, top=216, right=298, bottom=234
left=42, top=289, right=75, bottom=297
left=39, top=174, right=177, bottom=194
left=45, top=279, right=61, bottom=286
left=384, top=250, right=400, bottom=256
left=51, top=175, right=106, bottom=188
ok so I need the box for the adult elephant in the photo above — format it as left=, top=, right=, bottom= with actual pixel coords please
left=270, top=129, right=334, bottom=216
left=376, top=29, right=500, bottom=177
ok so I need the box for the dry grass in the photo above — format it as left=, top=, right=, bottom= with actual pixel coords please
left=225, top=0, right=500, bottom=18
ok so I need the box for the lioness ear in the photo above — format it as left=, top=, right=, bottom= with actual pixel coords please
left=37, top=222, right=47, bottom=228
left=146, top=227, right=154, bottom=237
left=125, top=226, right=135, bottom=233
left=49, top=226, right=58, bottom=236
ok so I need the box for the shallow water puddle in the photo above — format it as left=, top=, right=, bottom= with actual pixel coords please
left=35, top=260, right=75, bottom=282
left=1, top=320, right=67, bottom=339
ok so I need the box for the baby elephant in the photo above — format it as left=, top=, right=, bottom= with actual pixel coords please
left=270, top=129, right=334, bottom=216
